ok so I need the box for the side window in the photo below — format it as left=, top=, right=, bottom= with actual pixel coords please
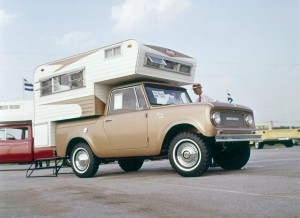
left=135, top=86, right=147, bottom=110
left=40, top=69, right=84, bottom=96
left=5, top=128, right=28, bottom=140
left=108, top=86, right=147, bottom=115
left=0, top=128, right=5, bottom=140
left=40, top=79, right=52, bottom=96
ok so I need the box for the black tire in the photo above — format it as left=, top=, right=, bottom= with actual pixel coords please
left=118, top=159, right=144, bottom=172
left=255, top=142, right=264, bottom=149
left=168, top=132, right=211, bottom=177
left=284, top=140, right=294, bottom=148
left=71, top=142, right=100, bottom=178
left=214, top=142, right=250, bottom=170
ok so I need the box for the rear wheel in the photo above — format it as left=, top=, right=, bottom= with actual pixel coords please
left=71, top=142, right=100, bottom=178
left=168, top=132, right=211, bottom=177
left=214, top=142, right=250, bottom=170
left=284, top=140, right=293, bottom=148
left=118, top=159, right=144, bottom=172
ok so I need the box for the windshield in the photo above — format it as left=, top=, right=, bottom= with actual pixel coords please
left=145, top=84, right=192, bottom=106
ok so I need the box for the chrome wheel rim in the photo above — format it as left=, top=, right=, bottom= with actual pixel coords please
left=173, top=139, right=201, bottom=171
left=73, top=148, right=90, bottom=172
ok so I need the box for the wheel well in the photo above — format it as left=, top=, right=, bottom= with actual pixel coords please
left=66, top=137, right=89, bottom=158
left=162, top=124, right=198, bottom=151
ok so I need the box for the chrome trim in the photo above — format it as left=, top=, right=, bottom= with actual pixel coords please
left=262, top=137, right=296, bottom=141
left=215, top=134, right=262, bottom=142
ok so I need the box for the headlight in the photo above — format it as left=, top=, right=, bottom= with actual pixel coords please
left=212, top=112, right=221, bottom=125
left=245, top=115, right=253, bottom=127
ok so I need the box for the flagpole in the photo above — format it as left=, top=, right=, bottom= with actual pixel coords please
left=22, top=78, right=24, bottom=101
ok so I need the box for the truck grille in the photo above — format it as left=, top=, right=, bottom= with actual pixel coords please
left=220, top=111, right=244, bottom=127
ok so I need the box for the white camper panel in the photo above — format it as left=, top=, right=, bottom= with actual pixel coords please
left=0, top=101, right=33, bottom=125
left=33, top=39, right=196, bottom=147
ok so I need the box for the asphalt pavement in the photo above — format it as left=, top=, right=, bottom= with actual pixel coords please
left=1, top=145, right=300, bottom=218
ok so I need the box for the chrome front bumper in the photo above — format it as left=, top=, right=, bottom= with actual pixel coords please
left=215, top=134, right=262, bottom=142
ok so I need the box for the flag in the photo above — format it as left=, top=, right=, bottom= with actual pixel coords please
left=24, top=78, right=33, bottom=91
left=227, top=92, right=233, bottom=103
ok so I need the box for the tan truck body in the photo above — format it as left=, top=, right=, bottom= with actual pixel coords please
left=56, top=83, right=256, bottom=158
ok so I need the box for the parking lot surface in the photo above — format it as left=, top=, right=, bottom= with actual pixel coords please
left=1, top=146, right=300, bottom=218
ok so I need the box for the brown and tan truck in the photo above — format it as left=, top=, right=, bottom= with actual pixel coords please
left=33, top=39, right=260, bottom=178
left=55, top=82, right=260, bottom=178
left=254, top=124, right=300, bottom=149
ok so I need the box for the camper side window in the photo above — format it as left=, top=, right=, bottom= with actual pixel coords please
left=40, top=79, right=52, bottom=96
left=105, top=46, right=121, bottom=58
left=41, top=70, right=84, bottom=96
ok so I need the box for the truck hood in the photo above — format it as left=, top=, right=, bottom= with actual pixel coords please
left=192, top=101, right=253, bottom=112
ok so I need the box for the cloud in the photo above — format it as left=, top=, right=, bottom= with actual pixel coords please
left=111, top=0, right=191, bottom=33
left=0, top=9, right=17, bottom=27
left=0, top=9, right=17, bottom=35
left=217, top=74, right=234, bottom=88
left=53, top=31, right=97, bottom=48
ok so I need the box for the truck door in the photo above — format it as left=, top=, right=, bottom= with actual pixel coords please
left=104, top=85, right=148, bottom=149
left=0, top=125, right=33, bottom=163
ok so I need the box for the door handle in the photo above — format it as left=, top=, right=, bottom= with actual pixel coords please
left=105, top=119, right=112, bottom=122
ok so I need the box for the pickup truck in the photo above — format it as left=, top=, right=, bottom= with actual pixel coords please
left=0, top=124, right=54, bottom=163
left=254, top=124, right=300, bottom=149
left=56, top=82, right=261, bottom=178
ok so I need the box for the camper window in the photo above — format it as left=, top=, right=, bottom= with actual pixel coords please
left=40, top=79, right=52, bottom=96
left=105, top=46, right=121, bottom=58
left=9, top=105, right=20, bottom=109
left=179, top=64, right=191, bottom=74
left=147, top=56, right=167, bottom=67
left=53, top=74, right=70, bottom=92
left=164, top=60, right=178, bottom=71
left=0, top=105, right=9, bottom=110
left=70, top=71, right=84, bottom=89
left=145, top=54, right=192, bottom=75
left=41, top=70, right=84, bottom=96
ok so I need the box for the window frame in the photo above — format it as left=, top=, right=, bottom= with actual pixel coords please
left=108, top=85, right=148, bottom=115
left=40, top=68, right=85, bottom=96
left=144, top=53, right=193, bottom=75
left=104, top=45, right=122, bottom=59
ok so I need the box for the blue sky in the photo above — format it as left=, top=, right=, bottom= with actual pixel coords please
left=0, top=0, right=299, bottom=126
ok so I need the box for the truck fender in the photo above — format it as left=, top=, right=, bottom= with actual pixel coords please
left=158, top=119, right=206, bottom=149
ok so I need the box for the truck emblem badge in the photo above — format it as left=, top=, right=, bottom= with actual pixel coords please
left=165, top=49, right=176, bottom=56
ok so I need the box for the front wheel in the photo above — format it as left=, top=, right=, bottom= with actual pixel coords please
left=168, top=132, right=211, bottom=177
left=71, top=142, right=100, bottom=178
left=213, top=142, right=250, bottom=170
